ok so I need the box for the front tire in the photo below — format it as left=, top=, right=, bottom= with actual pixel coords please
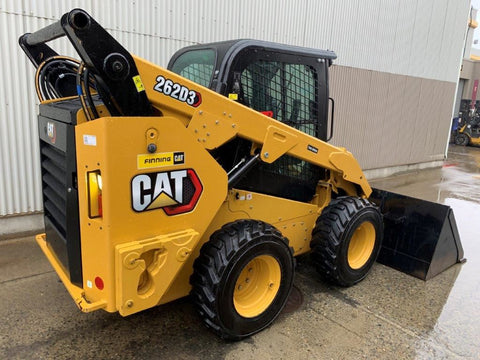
left=310, top=197, right=383, bottom=287
left=190, top=220, right=294, bottom=340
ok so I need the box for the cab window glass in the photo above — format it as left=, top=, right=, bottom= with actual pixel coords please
left=170, top=49, right=215, bottom=87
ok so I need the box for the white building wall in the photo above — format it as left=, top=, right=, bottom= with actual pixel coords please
left=0, top=0, right=470, bottom=216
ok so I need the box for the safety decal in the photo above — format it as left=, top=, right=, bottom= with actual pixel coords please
left=132, top=75, right=145, bottom=92
left=131, top=169, right=202, bottom=215
left=137, top=151, right=185, bottom=169
left=153, top=75, right=202, bottom=107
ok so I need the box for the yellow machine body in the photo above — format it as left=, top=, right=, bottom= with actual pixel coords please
left=35, top=56, right=370, bottom=316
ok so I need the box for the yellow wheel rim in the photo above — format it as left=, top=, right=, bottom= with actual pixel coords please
left=233, top=255, right=281, bottom=318
left=348, top=221, right=376, bottom=270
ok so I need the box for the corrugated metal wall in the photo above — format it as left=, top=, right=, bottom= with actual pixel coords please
left=0, top=0, right=470, bottom=215
left=329, top=66, right=456, bottom=168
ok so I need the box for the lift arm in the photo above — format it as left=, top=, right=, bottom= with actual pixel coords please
left=134, top=57, right=372, bottom=197
left=20, top=8, right=371, bottom=198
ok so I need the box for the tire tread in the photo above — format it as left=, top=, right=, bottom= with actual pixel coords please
left=190, top=219, right=292, bottom=340
left=310, top=197, right=381, bottom=287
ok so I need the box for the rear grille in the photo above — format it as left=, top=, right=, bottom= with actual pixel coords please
left=38, top=98, right=85, bottom=287
left=41, top=144, right=68, bottom=237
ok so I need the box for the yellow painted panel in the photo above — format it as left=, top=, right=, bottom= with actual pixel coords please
left=115, top=229, right=199, bottom=316
left=36, top=234, right=107, bottom=312
left=329, top=151, right=372, bottom=197
left=158, top=189, right=323, bottom=304
left=260, top=125, right=298, bottom=162
left=227, top=190, right=319, bottom=254
left=75, top=116, right=227, bottom=312
left=187, top=109, right=238, bottom=149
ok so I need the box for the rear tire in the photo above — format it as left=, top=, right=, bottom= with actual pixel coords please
left=190, top=220, right=294, bottom=340
left=310, top=197, right=383, bottom=287
left=454, top=133, right=469, bottom=146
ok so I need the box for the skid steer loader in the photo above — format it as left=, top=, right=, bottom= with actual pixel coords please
left=19, top=9, right=464, bottom=340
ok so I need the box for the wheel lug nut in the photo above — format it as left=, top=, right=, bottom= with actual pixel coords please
left=238, top=285, right=242, bottom=290
left=245, top=278, right=250, bottom=283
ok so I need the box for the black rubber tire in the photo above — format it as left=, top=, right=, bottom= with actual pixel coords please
left=190, top=220, right=295, bottom=340
left=310, top=197, right=383, bottom=287
left=454, top=133, right=469, bottom=146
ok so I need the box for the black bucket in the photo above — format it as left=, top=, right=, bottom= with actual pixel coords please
left=370, top=189, right=465, bottom=280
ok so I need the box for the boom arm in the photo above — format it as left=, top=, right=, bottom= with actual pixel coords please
left=20, top=9, right=371, bottom=198
left=135, top=57, right=372, bottom=197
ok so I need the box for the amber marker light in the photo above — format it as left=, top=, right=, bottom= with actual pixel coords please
left=87, top=170, right=103, bottom=218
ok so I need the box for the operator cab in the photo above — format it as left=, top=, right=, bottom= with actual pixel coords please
left=169, top=40, right=337, bottom=202
left=168, top=39, right=336, bottom=140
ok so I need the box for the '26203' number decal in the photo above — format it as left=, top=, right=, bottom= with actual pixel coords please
left=154, top=75, right=202, bottom=107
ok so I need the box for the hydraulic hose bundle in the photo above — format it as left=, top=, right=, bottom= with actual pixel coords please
left=35, top=56, right=79, bottom=101
left=19, top=8, right=152, bottom=120
left=34, top=55, right=98, bottom=120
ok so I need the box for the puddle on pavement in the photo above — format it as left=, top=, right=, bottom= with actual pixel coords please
left=370, top=147, right=480, bottom=357
left=371, top=146, right=480, bottom=204
left=414, top=197, right=480, bottom=357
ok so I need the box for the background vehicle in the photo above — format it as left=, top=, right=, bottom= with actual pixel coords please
left=454, top=110, right=480, bottom=146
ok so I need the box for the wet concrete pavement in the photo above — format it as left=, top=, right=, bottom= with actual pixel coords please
left=1, top=145, right=479, bottom=359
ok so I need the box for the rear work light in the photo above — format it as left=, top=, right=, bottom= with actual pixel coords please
left=87, top=170, right=102, bottom=218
